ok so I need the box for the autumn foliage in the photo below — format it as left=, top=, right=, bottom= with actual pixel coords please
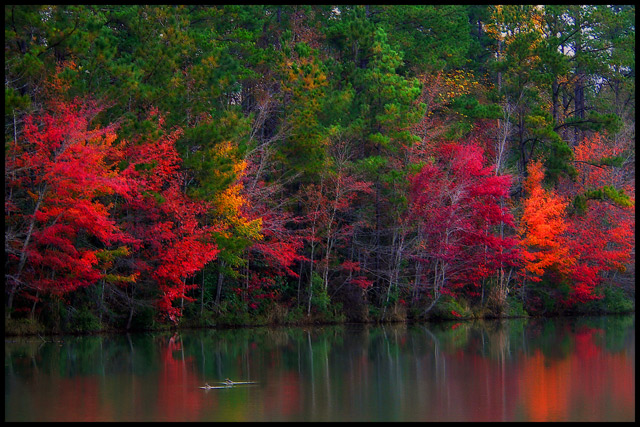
left=4, top=6, right=635, bottom=327
left=409, top=141, right=518, bottom=307
left=116, top=113, right=220, bottom=321
left=6, top=101, right=129, bottom=305
left=5, top=101, right=219, bottom=322
left=519, top=160, right=574, bottom=281
left=521, top=150, right=634, bottom=306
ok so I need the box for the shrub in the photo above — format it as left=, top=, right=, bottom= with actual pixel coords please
left=429, top=295, right=471, bottom=320
left=70, top=307, right=102, bottom=333
left=505, top=296, right=528, bottom=317
left=5, top=316, right=45, bottom=336
left=602, top=285, right=634, bottom=313
left=310, top=273, right=330, bottom=314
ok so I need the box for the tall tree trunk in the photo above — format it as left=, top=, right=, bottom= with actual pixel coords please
left=307, top=239, right=315, bottom=316
left=518, top=112, right=527, bottom=175
left=215, top=260, right=225, bottom=307
left=573, top=18, right=584, bottom=147
left=126, top=284, right=135, bottom=330
left=412, top=261, right=422, bottom=302
left=8, top=184, right=47, bottom=316
left=307, top=177, right=324, bottom=316
left=200, top=269, right=205, bottom=316
left=552, top=78, right=560, bottom=125
left=99, top=281, right=105, bottom=324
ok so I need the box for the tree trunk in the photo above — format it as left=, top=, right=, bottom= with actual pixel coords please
left=200, top=269, right=205, bottom=316
left=307, top=239, right=315, bottom=316
left=215, top=260, right=225, bottom=307
left=99, top=281, right=105, bottom=324
left=552, top=78, right=560, bottom=124
left=383, top=229, right=404, bottom=320
left=8, top=184, right=47, bottom=316
left=126, top=293, right=135, bottom=331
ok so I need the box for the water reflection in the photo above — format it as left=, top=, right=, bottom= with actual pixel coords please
left=5, top=315, right=635, bottom=421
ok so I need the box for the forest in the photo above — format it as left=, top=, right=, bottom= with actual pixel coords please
left=4, top=5, right=635, bottom=334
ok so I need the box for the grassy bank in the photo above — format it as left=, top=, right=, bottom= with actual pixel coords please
left=5, top=286, right=634, bottom=337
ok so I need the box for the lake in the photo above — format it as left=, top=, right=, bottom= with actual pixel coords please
left=4, top=315, right=635, bottom=422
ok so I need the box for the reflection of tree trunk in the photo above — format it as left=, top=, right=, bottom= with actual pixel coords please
left=307, top=330, right=316, bottom=413
left=200, top=338, right=206, bottom=374
left=421, top=325, right=443, bottom=381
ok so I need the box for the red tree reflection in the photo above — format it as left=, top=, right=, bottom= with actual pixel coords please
left=154, top=333, right=209, bottom=421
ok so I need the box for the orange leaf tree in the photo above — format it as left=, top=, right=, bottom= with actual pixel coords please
left=518, top=159, right=576, bottom=309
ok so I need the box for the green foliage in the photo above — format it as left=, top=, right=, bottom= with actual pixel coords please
left=70, top=307, right=102, bottom=333
left=582, top=285, right=635, bottom=314
left=601, top=286, right=635, bottom=313
left=542, top=138, right=578, bottom=184
left=214, top=296, right=255, bottom=326
left=572, top=185, right=634, bottom=215
left=310, top=272, right=331, bottom=314
left=596, top=155, right=625, bottom=168
left=429, top=296, right=472, bottom=321
left=377, top=5, right=472, bottom=74
left=5, top=87, right=31, bottom=112
left=525, top=275, right=574, bottom=315
left=505, top=296, right=528, bottom=318
left=450, top=94, right=502, bottom=120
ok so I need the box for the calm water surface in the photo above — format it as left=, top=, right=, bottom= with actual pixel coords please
left=5, top=315, right=635, bottom=422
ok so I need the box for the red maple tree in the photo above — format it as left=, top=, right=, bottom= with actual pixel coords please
left=5, top=99, right=131, bottom=312
left=408, top=141, right=517, bottom=310
left=116, top=110, right=220, bottom=322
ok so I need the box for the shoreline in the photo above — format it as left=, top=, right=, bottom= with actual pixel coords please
left=5, top=309, right=635, bottom=338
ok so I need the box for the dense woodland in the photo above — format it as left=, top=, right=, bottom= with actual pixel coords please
left=5, top=5, right=635, bottom=333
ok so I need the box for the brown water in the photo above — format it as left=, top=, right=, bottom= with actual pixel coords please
left=4, top=315, right=635, bottom=421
